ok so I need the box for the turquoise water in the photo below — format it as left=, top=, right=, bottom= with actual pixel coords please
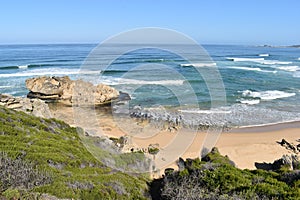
left=0, top=44, right=299, bottom=127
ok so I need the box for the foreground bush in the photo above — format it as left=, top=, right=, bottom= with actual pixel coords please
left=0, top=106, right=149, bottom=199
left=0, top=152, right=52, bottom=192
left=152, top=148, right=300, bottom=200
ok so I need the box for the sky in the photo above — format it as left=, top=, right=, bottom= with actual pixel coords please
left=1, top=0, right=299, bottom=45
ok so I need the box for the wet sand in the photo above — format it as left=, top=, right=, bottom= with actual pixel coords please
left=49, top=104, right=300, bottom=172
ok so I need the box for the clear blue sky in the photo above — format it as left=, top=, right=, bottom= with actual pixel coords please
left=1, top=0, right=299, bottom=45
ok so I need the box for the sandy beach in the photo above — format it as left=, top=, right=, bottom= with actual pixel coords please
left=49, top=104, right=299, bottom=172
left=134, top=123, right=300, bottom=174
left=214, top=126, right=299, bottom=169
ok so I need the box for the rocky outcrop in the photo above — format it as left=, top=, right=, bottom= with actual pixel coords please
left=0, top=94, right=52, bottom=118
left=255, top=139, right=300, bottom=171
left=26, top=76, right=119, bottom=106
left=255, top=154, right=300, bottom=171
left=277, top=139, right=300, bottom=154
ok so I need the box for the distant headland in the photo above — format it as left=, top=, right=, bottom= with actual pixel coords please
left=258, top=44, right=300, bottom=48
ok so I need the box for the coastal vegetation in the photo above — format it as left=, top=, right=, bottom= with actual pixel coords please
left=0, top=105, right=299, bottom=199
left=152, top=148, right=300, bottom=200
left=0, top=106, right=149, bottom=199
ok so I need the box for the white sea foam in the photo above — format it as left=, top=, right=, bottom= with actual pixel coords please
left=229, top=58, right=293, bottom=65
left=293, top=71, right=300, bottom=78
left=100, top=77, right=184, bottom=86
left=180, top=63, right=216, bottom=67
left=228, top=66, right=277, bottom=73
left=0, top=68, right=100, bottom=78
left=242, top=90, right=296, bottom=100
left=257, top=60, right=293, bottom=65
left=239, top=99, right=260, bottom=105
left=298, top=58, right=300, bottom=60
left=0, top=86, right=12, bottom=89
left=179, top=109, right=231, bottom=114
left=259, top=54, right=269, bottom=57
left=226, top=57, right=264, bottom=62
left=18, top=65, right=28, bottom=69
left=277, top=66, right=300, bottom=72
left=118, top=78, right=184, bottom=85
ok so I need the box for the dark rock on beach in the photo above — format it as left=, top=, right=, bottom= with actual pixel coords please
left=255, top=154, right=300, bottom=171
left=277, top=138, right=300, bottom=154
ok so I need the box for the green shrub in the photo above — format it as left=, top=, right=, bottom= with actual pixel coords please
left=158, top=150, right=300, bottom=200
left=2, top=188, right=20, bottom=199
left=0, top=106, right=149, bottom=199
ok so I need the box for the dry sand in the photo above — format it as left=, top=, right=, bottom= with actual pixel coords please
left=215, top=126, right=299, bottom=169
left=105, top=120, right=299, bottom=171
left=49, top=104, right=299, bottom=172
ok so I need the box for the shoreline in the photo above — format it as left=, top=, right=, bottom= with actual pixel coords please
left=2, top=92, right=299, bottom=177
left=231, top=120, right=300, bottom=133
left=47, top=104, right=299, bottom=174
left=48, top=101, right=300, bottom=132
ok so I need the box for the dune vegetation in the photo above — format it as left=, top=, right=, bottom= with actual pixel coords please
left=1, top=105, right=299, bottom=199
left=0, top=106, right=149, bottom=199
left=151, top=148, right=300, bottom=200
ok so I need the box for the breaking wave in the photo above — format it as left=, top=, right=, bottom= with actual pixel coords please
left=241, top=90, right=296, bottom=100
left=257, top=60, right=293, bottom=65
left=259, top=54, right=269, bottom=57
left=180, top=63, right=217, bottom=67
left=226, top=57, right=264, bottom=62
left=125, top=104, right=300, bottom=128
left=0, top=68, right=99, bottom=78
left=227, top=66, right=277, bottom=73
left=277, top=66, right=300, bottom=72
left=238, top=99, right=260, bottom=105
left=99, top=76, right=185, bottom=86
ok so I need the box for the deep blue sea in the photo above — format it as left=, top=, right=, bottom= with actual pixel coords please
left=0, top=44, right=299, bottom=127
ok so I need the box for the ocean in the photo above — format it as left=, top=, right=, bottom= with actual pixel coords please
left=0, top=44, right=299, bottom=128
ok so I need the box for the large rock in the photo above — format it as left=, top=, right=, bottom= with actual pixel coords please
left=277, top=139, right=300, bottom=154
left=255, top=154, right=300, bottom=171
left=26, top=76, right=119, bottom=105
left=0, top=94, right=52, bottom=118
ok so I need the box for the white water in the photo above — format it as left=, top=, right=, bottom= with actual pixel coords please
left=179, top=109, right=231, bottom=114
left=239, top=99, right=260, bottom=105
left=180, top=63, right=217, bottom=67
left=18, top=65, right=28, bottom=69
left=99, top=76, right=185, bottom=86
left=277, top=66, right=300, bottom=72
left=228, top=66, right=277, bottom=73
left=257, top=60, right=293, bottom=65
left=242, top=90, right=296, bottom=100
left=259, top=54, right=269, bottom=57
left=226, top=57, right=264, bottom=62
left=0, top=68, right=100, bottom=78
left=0, top=86, right=13, bottom=89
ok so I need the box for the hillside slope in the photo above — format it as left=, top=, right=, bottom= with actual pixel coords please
left=0, top=106, right=149, bottom=199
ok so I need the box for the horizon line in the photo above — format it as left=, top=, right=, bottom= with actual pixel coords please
left=0, top=42, right=297, bottom=47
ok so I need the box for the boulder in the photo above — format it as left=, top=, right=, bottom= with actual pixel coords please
left=26, top=76, right=119, bottom=106
left=255, top=154, right=300, bottom=171
left=177, top=157, right=185, bottom=171
left=31, top=99, right=53, bottom=118
left=277, top=139, right=299, bottom=154
left=0, top=94, right=52, bottom=118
